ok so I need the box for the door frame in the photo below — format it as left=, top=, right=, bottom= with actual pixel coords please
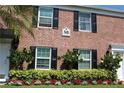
left=0, top=39, right=12, bottom=82
left=112, top=46, right=124, bottom=80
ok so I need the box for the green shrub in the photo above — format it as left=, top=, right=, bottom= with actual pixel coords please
left=9, top=69, right=115, bottom=81
left=66, top=81, right=72, bottom=85
left=55, top=81, right=62, bottom=85
left=102, top=81, right=108, bottom=85
left=34, top=80, right=41, bottom=85
left=16, top=81, right=23, bottom=86
left=9, top=48, right=33, bottom=70
left=58, top=50, right=81, bottom=70
left=81, top=81, right=88, bottom=85
left=25, top=80, right=32, bottom=85
left=45, top=81, right=50, bottom=85
left=92, top=80, right=97, bottom=85
left=98, top=53, right=122, bottom=80
left=113, top=81, right=118, bottom=85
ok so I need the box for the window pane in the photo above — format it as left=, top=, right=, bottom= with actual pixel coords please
left=40, top=8, right=53, bottom=17
left=79, top=13, right=90, bottom=22
left=79, top=12, right=91, bottom=31
left=80, top=22, right=90, bottom=31
left=37, top=59, right=49, bottom=69
left=37, top=48, right=50, bottom=57
left=79, top=50, right=90, bottom=60
left=79, top=61, right=90, bottom=69
left=113, top=51, right=123, bottom=58
left=39, top=17, right=52, bottom=27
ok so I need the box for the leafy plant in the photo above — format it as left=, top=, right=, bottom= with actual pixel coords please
left=9, top=69, right=115, bottom=81
left=55, top=81, right=62, bottom=86
left=34, top=80, right=41, bottom=85
left=45, top=81, right=50, bottom=85
left=21, top=48, right=33, bottom=70
left=9, top=48, right=33, bottom=70
left=81, top=81, right=88, bottom=85
left=25, top=80, right=32, bottom=85
left=50, top=80, right=57, bottom=85
left=22, top=48, right=33, bottom=62
left=59, top=50, right=82, bottom=70
left=97, top=80, right=103, bottom=84
left=102, top=81, right=108, bottom=85
left=66, top=81, right=72, bottom=85
left=0, top=6, right=33, bottom=37
left=9, top=50, right=23, bottom=69
left=98, top=53, right=122, bottom=80
left=92, top=80, right=97, bottom=85
left=113, top=81, right=118, bottom=85
left=73, top=80, right=81, bottom=85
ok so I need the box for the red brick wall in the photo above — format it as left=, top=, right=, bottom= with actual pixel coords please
left=18, top=9, right=124, bottom=69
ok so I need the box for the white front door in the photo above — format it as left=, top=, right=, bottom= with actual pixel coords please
left=0, top=43, right=11, bottom=82
left=112, top=49, right=124, bottom=80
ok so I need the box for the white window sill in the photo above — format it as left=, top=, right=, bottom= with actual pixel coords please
left=35, top=68, right=51, bottom=70
left=0, top=79, right=6, bottom=82
left=37, top=26, right=53, bottom=29
left=79, top=30, right=92, bottom=33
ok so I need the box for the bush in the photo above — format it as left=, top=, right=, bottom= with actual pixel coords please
left=81, top=81, right=88, bottom=85
left=34, top=80, right=41, bottom=85
left=9, top=69, right=115, bottom=81
left=55, top=81, right=62, bottom=85
left=45, top=81, right=50, bottom=85
left=73, top=80, right=81, bottom=85
left=66, top=81, right=72, bottom=85
left=97, top=80, right=103, bottom=84
left=92, top=80, right=97, bottom=85
left=98, top=53, right=122, bottom=80
left=58, top=50, right=81, bottom=70
left=9, top=48, right=33, bottom=70
left=102, top=81, right=108, bottom=85
left=113, top=81, right=118, bottom=85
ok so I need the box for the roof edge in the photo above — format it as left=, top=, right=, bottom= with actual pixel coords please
left=42, top=5, right=124, bottom=18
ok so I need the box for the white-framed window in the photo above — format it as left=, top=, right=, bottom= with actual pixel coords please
left=35, top=47, right=51, bottom=69
left=79, top=12, right=91, bottom=32
left=78, top=50, right=92, bottom=69
left=38, top=7, right=53, bottom=28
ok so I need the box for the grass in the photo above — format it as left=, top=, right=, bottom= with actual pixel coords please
left=0, top=84, right=124, bottom=88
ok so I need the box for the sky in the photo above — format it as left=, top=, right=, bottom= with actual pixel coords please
left=97, top=5, right=124, bottom=11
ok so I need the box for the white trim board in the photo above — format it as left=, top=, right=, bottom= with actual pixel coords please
left=37, top=5, right=124, bottom=18
left=111, top=44, right=124, bottom=52
left=0, top=79, right=6, bottom=82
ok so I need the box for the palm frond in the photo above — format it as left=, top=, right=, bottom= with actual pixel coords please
left=0, top=5, right=34, bottom=38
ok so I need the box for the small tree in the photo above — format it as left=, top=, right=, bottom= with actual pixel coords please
left=9, top=48, right=33, bottom=70
left=9, top=49, right=23, bottom=69
left=59, top=50, right=82, bottom=70
left=21, top=48, right=33, bottom=70
left=98, top=53, right=122, bottom=80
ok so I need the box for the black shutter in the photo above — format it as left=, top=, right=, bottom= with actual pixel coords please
left=92, top=49, right=97, bottom=69
left=73, top=48, right=79, bottom=69
left=53, top=8, right=59, bottom=29
left=11, top=37, right=19, bottom=50
left=28, top=46, right=36, bottom=69
left=51, top=48, right=57, bottom=69
left=91, top=13, right=97, bottom=33
left=73, top=11, right=79, bottom=31
left=73, top=48, right=78, bottom=53
left=32, top=6, right=38, bottom=28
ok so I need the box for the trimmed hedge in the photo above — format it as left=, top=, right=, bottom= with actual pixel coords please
left=9, top=69, right=115, bottom=81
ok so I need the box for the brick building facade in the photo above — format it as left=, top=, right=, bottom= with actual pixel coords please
left=1, top=5, right=124, bottom=80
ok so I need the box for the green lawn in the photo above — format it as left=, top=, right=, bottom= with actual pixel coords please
left=0, top=85, right=124, bottom=88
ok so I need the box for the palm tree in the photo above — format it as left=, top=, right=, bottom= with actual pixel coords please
left=0, top=5, right=34, bottom=38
